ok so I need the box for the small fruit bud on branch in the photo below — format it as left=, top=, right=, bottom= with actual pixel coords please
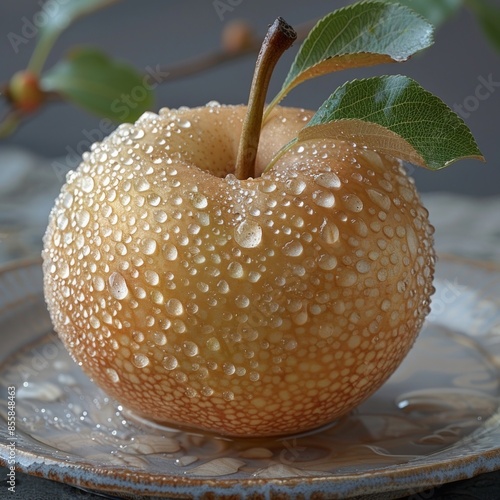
left=7, top=70, right=44, bottom=113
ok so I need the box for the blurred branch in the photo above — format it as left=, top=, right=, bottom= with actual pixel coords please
left=1, top=0, right=498, bottom=138
left=150, top=19, right=315, bottom=84
left=0, top=18, right=316, bottom=137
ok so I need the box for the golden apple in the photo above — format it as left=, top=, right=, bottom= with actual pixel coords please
left=42, top=103, right=434, bottom=436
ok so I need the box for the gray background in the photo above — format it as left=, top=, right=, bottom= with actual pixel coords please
left=0, top=0, right=499, bottom=194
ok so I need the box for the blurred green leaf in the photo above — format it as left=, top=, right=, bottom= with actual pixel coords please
left=274, top=75, right=483, bottom=171
left=380, top=0, right=463, bottom=26
left=42, top=48, right=153, bottom=122
left=28, top=0, right=118, bottom=74
left=466, top=0, right=500, bottom=52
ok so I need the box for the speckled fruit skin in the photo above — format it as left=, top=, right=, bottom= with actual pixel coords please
left=42, top=104, right=435, bottom=437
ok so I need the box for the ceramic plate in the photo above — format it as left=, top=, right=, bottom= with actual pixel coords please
left=1, top=256, right=500, bottom=499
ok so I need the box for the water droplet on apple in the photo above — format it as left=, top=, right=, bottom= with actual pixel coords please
left=152, top=290, right=164, bottom=304
left=223, top=362, right=236, bottom=375
left=163, top=243, right=178, bottom=261
left=133, top=353, right=150, bottom=368
left=80, top=176, right=94, bottom=193
left=144, top=270, right=160, bottom=286
left=259, top=181, right=276, bottom=193
left=216, top=280, right=229, bottom=293
left=182, top=341, right=199, bottom=357
left=315, top=172, right=341, bottom=189
left=292, top=310, right=308, bottom=325
left=57, top=213, right=68, bottom=230
left=286, top=178, right=306, bottom=195
left=378, top=268, right=388, bottom=281
left=109, top=272, right=129, bottom=299
left=207, top=337, right=220, bottom=351
left=106, top=368, right=120, bottom=383
left=141, top=238, right=157, bottom=255
left=318, top=324, right=335, bottom=339
left=321, top=221, right=339, bottom=244
left=152, top=210, right=167, bottom=224
left=190, top=192, right=208, bottom=209
left=182, top=387, right=197, bottom=398
left=318, top=254, right=337, bottom=270
left=282, top=240, right=303, bottom=257
left=166, top=298, right=184, bottom=316
left=75, top=209, right=90, bottom=228
left=56, top=260, right=69, bottom=279
left=153, top=332, right=167, bottom=345
left=234, top=220, right=262, bottom=248
left=248, top=271, right=261, bottom=282
left=367, top=189, right=391, bottom=211
left=93, top=275, right=105, bottom=291
left=134, top=178, right=150, bottom=192
left=336, top=268, right=358, bottom=287
left=223, top=391, right=235, bottom=401
left=162, top=354, right=178, bottom=370
left=313, top=190, right=335, bottom=208
left=147, top=193, right=161, bottom=206
left=406, top=226, right=418, bottom=257
left=201, top=386, right=214, bottom=396
left=62, top=192, right=73, bottom=208
left=356, top=260, right=371, bottom=274
left=235, top=295, right=250, bottom=308
left=381, top=299, right=391, bottom=311
left=343, top=194, right=363, bottom=213
left=228, top=262, right=244, bottom=278
left=131, top=128, right=145, bottom=140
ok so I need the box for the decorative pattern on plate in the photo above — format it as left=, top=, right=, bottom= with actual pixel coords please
left=0, top=258, right=500, bottom=499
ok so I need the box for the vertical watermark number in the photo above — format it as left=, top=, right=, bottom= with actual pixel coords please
left=6, top=386, right=16, bottom=493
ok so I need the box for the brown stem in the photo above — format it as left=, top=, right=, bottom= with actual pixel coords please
left=234, top=18, right=297, bottom=180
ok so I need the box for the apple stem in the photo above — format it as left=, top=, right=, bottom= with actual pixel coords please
left=234, top=18, right=296, bottom=180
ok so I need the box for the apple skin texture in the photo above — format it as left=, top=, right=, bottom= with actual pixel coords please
left=42, top=104, right=435, bottom=436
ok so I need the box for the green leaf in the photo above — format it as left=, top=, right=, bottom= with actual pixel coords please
left=265, top=1, right=433, bottom=118
left=41, top=48, right=153, bottom=122
left=466, top=0, right=500, bottom=52
left=380, top=0, right=463, bottom=26
left=273, top=75, right=483, bottom=171
left=28, top=0, right=119, bottom=74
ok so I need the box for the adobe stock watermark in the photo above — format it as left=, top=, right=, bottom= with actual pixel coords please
left=10, top=339, right=60, bottom=382
left=7, top=0, right=70, bottom=54
left=5, top=386, right=16, bottom=493
left=213, top=0, right=244, bottom=21
left=51, top=65, right=169, bottom=183
left=453, top=74, right=500, bottom=119
left=430, top=278, right=467, bottom=316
